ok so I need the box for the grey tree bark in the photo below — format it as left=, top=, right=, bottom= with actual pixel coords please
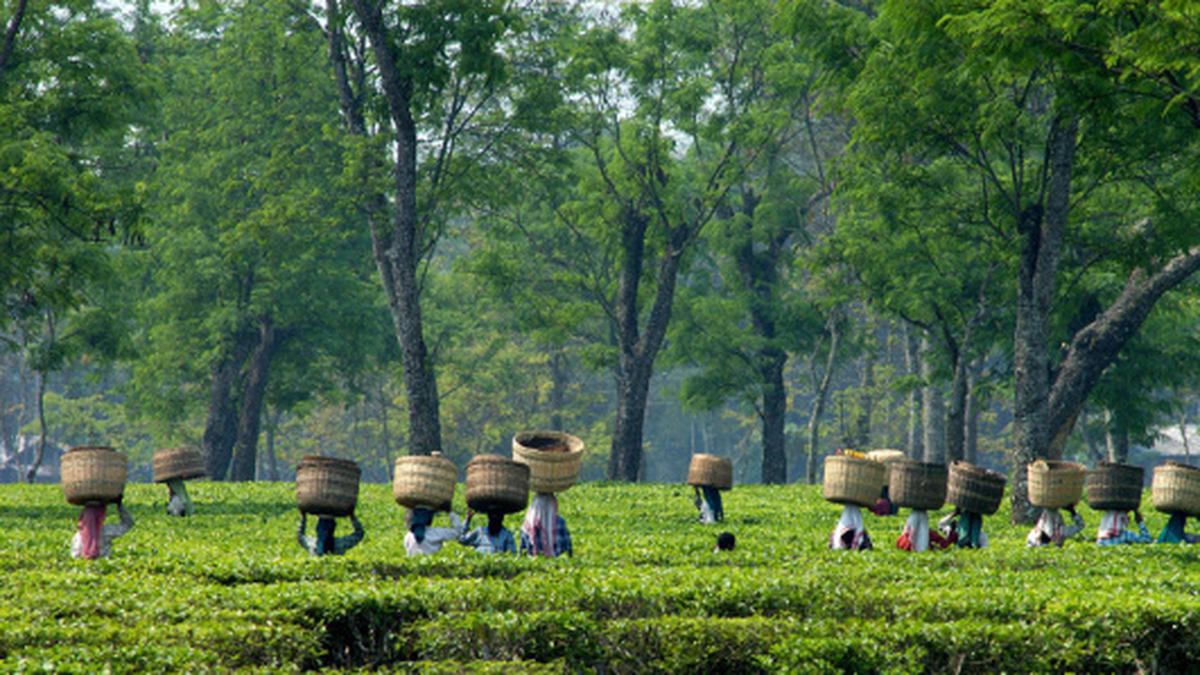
left=904, top=324, right=923, bottom=459
left=230, top=318, right=276, bottom=481
left=805, top=315, right=841, bottom=483
left=920, top=336, right=946, bottom=464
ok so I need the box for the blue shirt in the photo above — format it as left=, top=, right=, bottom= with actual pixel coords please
left=1098, top=520, right=1151, bottom=546
left=520, top=515, right=572, bottom=557
left=460, top=526, right=516, bottom=554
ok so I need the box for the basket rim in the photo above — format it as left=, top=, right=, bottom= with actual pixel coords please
left=513, top=431, right=586, bottom=457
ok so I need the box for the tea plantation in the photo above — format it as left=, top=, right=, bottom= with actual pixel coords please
left=2, top=482, right=1199, bottom=673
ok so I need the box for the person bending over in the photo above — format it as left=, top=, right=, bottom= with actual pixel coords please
left=72, top=498, right=134, bottom=560
left=298, top=513, right=364, bottom=556
left=520, top=493, right=572, bottom=558
left=405, top=507, right=463, bottom=556
left=460, top=510, right=516, bottom=554
left=1026, top=505, right=1085, bottom=547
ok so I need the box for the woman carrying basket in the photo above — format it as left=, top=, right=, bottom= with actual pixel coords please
left=694, top=486, right=724, bottom=524
left=72, top=497, right=134, bottom=560
left=938, top=509, right=987, bottom=548
left=405, top=507, right=464, bottom=556
left=1156, top=513, right=1200, bottom=544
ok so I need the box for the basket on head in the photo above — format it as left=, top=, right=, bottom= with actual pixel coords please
left=889, top=460, right=947, bottom=511
left=393, top=454, right=457, bottom=510
left=866, top=450, right=906, bottom=486
left=466, top=455, right=530, bottom=514
left=296, top=456, right=361, bottom=517
left=61, top=446, right=127, bottom=506
left=686, top=454, right=733, bottom=491
left=1027, top=459, right=1085, bottom=509
left=946, top=461, right=1006, bottom=515
left=512, top=431, right=585, bottom=494
left=1086, top=462, right=1144, bottom=512
left=152, top=447, right=206, bottom=483
left=822, top=454, right=886, bottom=508
left=1152, top=462, right=1200, bottom=516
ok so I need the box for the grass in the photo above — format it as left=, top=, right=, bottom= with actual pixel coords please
left=1, top=481, right=1198, bottom=672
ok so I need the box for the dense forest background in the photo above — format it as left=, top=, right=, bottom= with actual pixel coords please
left=2, top=0, right=1199, bottom=519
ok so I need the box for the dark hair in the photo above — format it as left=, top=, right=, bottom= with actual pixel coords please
left=487, top=512, right=505, bottom=537
left=315, top=517, right=337, bottom=555
left=716, top=531, right=735, bottom=551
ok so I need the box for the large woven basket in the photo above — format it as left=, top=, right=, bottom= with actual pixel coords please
left=466, top=454, right=530, bottom=514
left=946, top=461, right=1006, bottom=515
left=889, top=460, right=947, bottom=511
left=512, top=431, right=585, bottom=494
left=393, top=454, right=457, bottom=510
left=1086, top=462, right=1144, bottom=512
left=1028, top=459, right=1085, bottom=509
left=1152, top=462, right=1200, bottom=516
left=152, top=447, right=206, bottom=483
left=61, top=446, right=127, bottom=506
left=866, top=449, right=907, bottom=486
left=686, top=454, right=733, bottom=490
left=296, top=456, right=361, bottom=517
left=822, top=454, right=885, bottom=508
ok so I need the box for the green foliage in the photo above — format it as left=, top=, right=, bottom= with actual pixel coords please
left=4, top=482, right=1200, bottom=671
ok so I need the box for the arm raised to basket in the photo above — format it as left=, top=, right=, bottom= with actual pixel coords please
left=334, top=515, right=365, bottom=554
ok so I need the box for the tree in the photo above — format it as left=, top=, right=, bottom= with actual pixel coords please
left=131, top=0, right=381, bottom=480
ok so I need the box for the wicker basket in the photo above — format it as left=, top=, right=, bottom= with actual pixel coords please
left=61, top=446, right=127, bottom=506
left=1152, top=462, right=1200, bottom=516
left=152, top=447, right=206, bottom=483
left=866, top=449, right=907, bottom=486
left=1086, top=462, right=1144, bottom=512
left=393, top=454, right=457, bottom=510
left=1028, top=459, right=1085, bottom=509
left=512, top=431, right=585, bottom=494
left=822, top=454, right=886, bottom=508
left=946, top=461, right=1006, bottom=515
left=296, top=456, right=361, bottom=517
left=889, top=460, right=947, bottom=510
left=466, top=454, right=530, bottom=514
left=686, top=454, right=733, bottom=490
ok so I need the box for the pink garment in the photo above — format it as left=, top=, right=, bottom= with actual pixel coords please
left=522, top=493, right=558, bottom=557
left=77, top=505, right=107, bottom=560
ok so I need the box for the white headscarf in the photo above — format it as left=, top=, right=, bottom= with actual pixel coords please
left=522, top=493, right=558, bottom=557
left=830, top=504, right=869, bottom=550
left=902, top=510, right=931, bottom=552
left=1026, top=509, right=1066, bottom=547
left=1097, top=510, right=1127, bottom=541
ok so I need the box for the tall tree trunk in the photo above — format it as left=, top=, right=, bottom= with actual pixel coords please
left=264, top=407, right=279, bottom=481
left=549, top=348, right=567, bottom=430
left=350, top=0, right=443, bottom=457
left=945, top=353, right=968, bottom=463
left=202, top=331, right=254, bottom=480
left=23, top=369, right=46, bottom=483
left=805, top=317, right=841, bottom=483
left=609, top=360, right=652, bottom=481
left=230, top=318, right=276, bottom=481
left=904, top=324, right=924, bottom=459
left=920, top=336, right=946, bottom=464
left=964, top=365, right=981, bottom=464
left=854, top=350, right=876, bottom=449
left=760, top=348, right=788, bottom=484
left=0, top=0, right=29, bottom=79
left=1011, top=115, right=1078, bottom=523
left=1104, top=410, right=1129, bottom=463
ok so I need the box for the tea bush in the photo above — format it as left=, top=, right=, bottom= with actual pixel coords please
left=2, top=482, right=1198, bottom=672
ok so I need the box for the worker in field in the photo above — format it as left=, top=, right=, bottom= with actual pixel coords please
left=520, top=493, right=572, bottom=557
left=1096, top=509, right=1151, bottom=545
left=693, top=485, right=724, bottom=523
left=1156, top=513, right=1200, bottom=543
left=896, top=510, right=955, bottom=551
left=165, top=478, right=194, bottom=517
left=714, top=531, right=735, bottom=552
left=72, top=497, right=134, bottom=560
left=459, top=509, right=516, bottom=554
left=938, top=509, right=988, bottom=548
left=404, top=507, right=463, bottom=556
left=828, top=450, right=872, bottom=550
left=297, top=512, right=364, bottom=556
left=1026, top=505, right=1085, bottom=547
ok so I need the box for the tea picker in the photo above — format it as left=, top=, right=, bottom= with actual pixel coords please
left=941, top=461, right=1006, bottom=548
left=513, top=431, right=584, bottom=558
left=686, top=454, right=732, bottom=523
left=62, top=446, right=135, bottom=560
left=152, top=447, right=206, bottom=517
left=823, top=450, right=884, bottom=550
left=1025, top=460, right=1086, bottom=547
left=459, top=455, right=529, bottom=554
left=394, top=453, right=461, bottom=556
left=296, top=456, right=364, bottom=556
left=888, top=460, right=951, bottom=552
left=1088, top=462, right=1150, bottom=546
left=866, top=450, right=906, bottom=516
left=1151, top=462, right=1200, bottom=544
